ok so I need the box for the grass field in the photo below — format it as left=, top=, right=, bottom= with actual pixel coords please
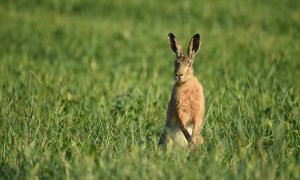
left=0, top=0, right=299, bottom=179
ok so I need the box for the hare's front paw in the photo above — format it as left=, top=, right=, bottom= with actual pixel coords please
left=192, top=135, right=204, bottom=145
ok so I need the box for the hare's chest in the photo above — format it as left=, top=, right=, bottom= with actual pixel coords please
left=174, top=88, right=201, bottom=114
left=175, top=89, right=192, bottom=112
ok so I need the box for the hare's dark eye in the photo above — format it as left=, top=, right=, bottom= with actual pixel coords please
left=188, top=61, right=192, bottom=67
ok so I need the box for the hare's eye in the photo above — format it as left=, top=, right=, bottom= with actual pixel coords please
left=188, top=62, right=192, bottom=67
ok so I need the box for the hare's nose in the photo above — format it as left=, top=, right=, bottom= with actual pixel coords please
left=176, top=73, right=183, bottom=77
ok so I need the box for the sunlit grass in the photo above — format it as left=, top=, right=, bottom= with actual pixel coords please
left=0, top=0, right=299, bottom=179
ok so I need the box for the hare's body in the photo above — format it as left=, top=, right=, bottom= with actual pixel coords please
left=160, top=77, right=205, bottom=147
left=159, top=33, right=205, bottom=148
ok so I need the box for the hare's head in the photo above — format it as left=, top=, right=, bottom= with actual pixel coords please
left=168, top=33, right=200, bottom=83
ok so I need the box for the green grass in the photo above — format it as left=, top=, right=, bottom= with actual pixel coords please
left=0, top=0, right=299, bottom=179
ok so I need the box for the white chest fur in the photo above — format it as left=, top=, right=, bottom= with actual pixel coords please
left=166, top=125, right=193, bottom=147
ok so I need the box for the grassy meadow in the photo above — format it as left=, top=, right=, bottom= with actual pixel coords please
left=0, top=0, right=299, bottom=179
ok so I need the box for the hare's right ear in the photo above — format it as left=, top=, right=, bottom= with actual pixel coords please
left=187, top=33, right=200, bottom=59
left=168, top=33, right=183, bottom=57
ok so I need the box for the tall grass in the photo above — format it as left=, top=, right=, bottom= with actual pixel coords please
left=0, top=0, right=299, bottom=179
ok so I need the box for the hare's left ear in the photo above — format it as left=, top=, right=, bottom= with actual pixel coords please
left=187, top=33, right=200, bottom=58
left=168, top=33, right=183, bottom=58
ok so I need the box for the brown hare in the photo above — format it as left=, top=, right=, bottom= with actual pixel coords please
left=159, top=33, right=205, bottom=148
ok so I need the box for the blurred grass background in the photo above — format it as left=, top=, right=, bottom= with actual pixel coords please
left=0, top=0, right=299, bottom=179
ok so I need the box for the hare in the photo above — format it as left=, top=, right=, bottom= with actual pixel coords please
left=158, top=33, right=205, bottom=148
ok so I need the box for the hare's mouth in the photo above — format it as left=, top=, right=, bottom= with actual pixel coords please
left=175, top=73, right=184, bottom=81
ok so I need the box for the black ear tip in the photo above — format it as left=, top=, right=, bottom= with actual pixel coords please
left=194, top=33, right=200, bottom=38
left=168, top=33, right=175, bottom=38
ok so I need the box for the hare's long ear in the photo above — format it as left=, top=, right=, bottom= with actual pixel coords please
left=187, top=33, right=200, bottom=59
left=168, top=33, right=183, bottom=57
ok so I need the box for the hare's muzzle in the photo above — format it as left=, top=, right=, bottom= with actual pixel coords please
left=175, top=73, right=183, bottom=81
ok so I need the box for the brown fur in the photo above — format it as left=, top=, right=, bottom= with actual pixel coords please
left=159, top=33, right=205, bottom=148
